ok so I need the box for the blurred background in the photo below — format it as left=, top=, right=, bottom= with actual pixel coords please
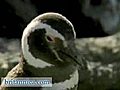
left=0, top=0, right=116, bottom=39
left=1, top=0, right=120, bottom=90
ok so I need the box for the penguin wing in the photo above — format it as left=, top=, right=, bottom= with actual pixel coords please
left=5, top=62, right=24, bottom=78
left=0, top=61, right=24, bottom=90
left=0, top=61, right=40, bottom=90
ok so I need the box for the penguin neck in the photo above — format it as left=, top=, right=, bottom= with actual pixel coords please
left=22, top=57, right=79, bottom=89
left=23, top=61, right=79, bottom=89
left=23, top=58, right=77, bottom=82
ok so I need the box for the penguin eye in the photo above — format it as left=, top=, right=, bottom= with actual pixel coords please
left=46, top=35, right=54, bottom=42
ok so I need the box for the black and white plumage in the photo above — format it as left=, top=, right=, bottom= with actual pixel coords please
left=1, top=12, right=86, bottom=90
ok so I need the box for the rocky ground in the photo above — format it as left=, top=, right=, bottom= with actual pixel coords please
left=76, top=32, right=120, bottom=90
left=0, top=38, right=20, bottom=77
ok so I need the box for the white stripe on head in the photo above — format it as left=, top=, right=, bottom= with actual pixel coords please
left=32, top=12, right=76, bottom=39
left=22, top=17, right=66, bottom=68
left=21, top=12, right=75, bottom=68
left=22, top=21, right=55, bottom=68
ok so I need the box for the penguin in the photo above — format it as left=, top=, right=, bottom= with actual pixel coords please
left=0, top=12, right=86, bottom=90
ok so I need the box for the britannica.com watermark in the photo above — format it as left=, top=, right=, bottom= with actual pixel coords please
left=1, top=77, right=52, bottom=87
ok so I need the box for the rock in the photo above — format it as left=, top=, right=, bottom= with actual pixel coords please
left=76, top=32, right=120, bottom=90
left=0, top=38, right=20, bottom=77
left=80, top=0, right=120, bottom=35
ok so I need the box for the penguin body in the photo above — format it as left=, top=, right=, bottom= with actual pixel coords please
left=1, top=12, right=86, bottom=90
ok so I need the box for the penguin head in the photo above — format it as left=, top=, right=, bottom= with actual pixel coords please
left=21, top=12, right=77, bottom=68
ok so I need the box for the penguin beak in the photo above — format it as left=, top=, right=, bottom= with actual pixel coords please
left=49, top=38, right=87, bottom=69
left=58, top=47, right=87, bottom=69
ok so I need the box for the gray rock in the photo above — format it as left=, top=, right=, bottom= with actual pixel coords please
left=0, top=38, right=20, bottom=77
left=76, top=32, right=120, bottom=90
left=80, top=0, right=120, bottom=35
